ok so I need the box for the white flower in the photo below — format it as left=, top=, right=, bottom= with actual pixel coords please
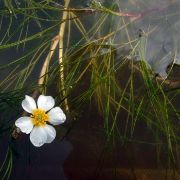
left=15, top=95, right=66, bottom=147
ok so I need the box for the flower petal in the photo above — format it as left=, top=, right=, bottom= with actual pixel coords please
left=30, top=126, right=47, bottom=147
left=22, top=95, right=37, bottom=113
left=37, top=95, right=55, bottom=111
left=43, top=125, right=56, bottom=143
left=48, top=107, right=66, bottom=125
left=15, top=117, right=33, bottom=134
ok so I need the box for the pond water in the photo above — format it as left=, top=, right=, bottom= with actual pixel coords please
left=90, top=0, right=180, bottom=78
left=0, top=0, right=180, bottom=179
left=61, top=0, right=180, bottom=78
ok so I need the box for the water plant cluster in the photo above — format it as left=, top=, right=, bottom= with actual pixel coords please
left=0, top=0, right=179, bottom=179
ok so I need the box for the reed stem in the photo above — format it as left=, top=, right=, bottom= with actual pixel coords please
left=58, top=0, right=70, bottom=112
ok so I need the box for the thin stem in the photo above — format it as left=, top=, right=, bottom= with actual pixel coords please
left=58, top=0, right=70, bottom=112
left=37, top=35, right=59, bottom=93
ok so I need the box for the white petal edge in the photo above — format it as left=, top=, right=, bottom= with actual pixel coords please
left=30, top=127, right=47, bottom=147
left=43, top=125, right=56, bottom=143
left=37, top=95, right=55, bottom=111
left=48, top=107, right=66, bottom=125
left=22, top=95, right=37, bottom=113
left=15, top=117, right=33, bottom=134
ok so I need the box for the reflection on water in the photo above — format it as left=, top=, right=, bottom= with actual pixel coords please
left=99, top=0, right=180, bottom=78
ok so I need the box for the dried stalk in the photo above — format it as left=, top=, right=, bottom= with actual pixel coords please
left=58, top=0, right=70, bottom=112
left=35, top=0, right=71, bottom=111
left=37, top=35, right=60, bottom=94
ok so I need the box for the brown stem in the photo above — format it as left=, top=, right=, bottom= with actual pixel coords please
left=58, top=0, right=70, bottom=112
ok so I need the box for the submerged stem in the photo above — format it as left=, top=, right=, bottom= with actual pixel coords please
left=58, top=0, right=70, bottom=112
left=37, top=35, right=59, bottom=93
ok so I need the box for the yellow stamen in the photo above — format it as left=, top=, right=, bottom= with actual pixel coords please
left=31, top=109, right=49, bottom=127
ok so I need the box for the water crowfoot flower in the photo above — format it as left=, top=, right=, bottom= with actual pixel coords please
left=15, top=95, right=66, bottom=147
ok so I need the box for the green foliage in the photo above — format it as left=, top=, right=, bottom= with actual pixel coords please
left=0, top=0, right=179, bottom=178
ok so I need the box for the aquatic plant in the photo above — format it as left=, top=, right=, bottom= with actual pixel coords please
left=0, top=0, right=179, bottom=178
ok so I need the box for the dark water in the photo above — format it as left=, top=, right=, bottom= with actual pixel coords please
left=0, top=0, right=180, bottom=179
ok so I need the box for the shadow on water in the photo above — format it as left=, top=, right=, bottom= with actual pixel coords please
left=0, top=136, right=72, bottom=180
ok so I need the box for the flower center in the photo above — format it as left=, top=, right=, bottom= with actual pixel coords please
left=31, top=109, right=49, bottom=126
